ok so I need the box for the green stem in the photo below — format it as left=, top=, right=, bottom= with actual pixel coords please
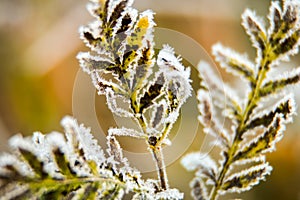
left=139, top=115, right=170, bottom=190
left=133, top=104, right=170, bottom=191
left=150, top=146, right=169, bottom=190
left=156, top=123, right=171, bottom=147
left=151, top=121, right=172, bottom=190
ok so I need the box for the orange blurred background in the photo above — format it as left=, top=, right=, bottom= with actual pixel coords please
left=0, top=0, right=299, bottom=199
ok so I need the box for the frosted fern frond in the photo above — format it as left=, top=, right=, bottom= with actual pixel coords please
left=0, top=116, right=155, bottom=199
left=182, top=0, right=300, bottom=199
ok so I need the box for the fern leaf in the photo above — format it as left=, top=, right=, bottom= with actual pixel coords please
left=273, top=29, right=300, bottom=61
left=149, top=100, right=167, bottom=130
left=77, top=52, right=114, bottom=74
left=122, top=10, right=155, bottom=70
left=267, top=1, right=282, bottom=37
left=130, top=45, right=155, bottom=92
left=269, top=0, right=299, bottom=42
left=259, top=68, right=300, bottom=97
left=138, top=73, right=166, bottom=113
left=156, top=45, right=192, bottom=117
left=105, top=88, right=134, bottom=118
left=108, top=0, right=134, bottom=35
left=242, top=9, right=266, bottom=53
left=212, top=43, right=256, bottom=84
left=268, top=0, right=300, bottom=62
left=245, top=95, right=295, bottom=130
left=220, top=163, right=272, bottom=194
left=234, top=115, right=283, bottom=162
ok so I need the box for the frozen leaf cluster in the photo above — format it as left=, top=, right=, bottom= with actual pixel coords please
left=77, top=0, right=192, bottom=146
left=0, top=116, right=183, bottom=199
left=77, top=0, right=191, bottom=194
left=182, top=0, right=300, bottom=199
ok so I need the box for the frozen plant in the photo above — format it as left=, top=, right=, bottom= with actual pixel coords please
left=0, top=0, right=300, bottom=199
left=181, top=0, right=300, bottom=199
left=77, top=0, right=192, bottom=193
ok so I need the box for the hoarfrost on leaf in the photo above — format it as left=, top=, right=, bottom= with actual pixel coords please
left=220, top=163, right=272, bottom=194
left=181, top=152, right=218, bottom=184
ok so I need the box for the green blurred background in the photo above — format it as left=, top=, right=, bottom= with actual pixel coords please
left=0, top=0, right=300, bottom=199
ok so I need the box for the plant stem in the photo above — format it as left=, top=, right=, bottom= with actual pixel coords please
left=151, top=146, right=169, bottom=190
left=134, top=108, right=170, bottom=191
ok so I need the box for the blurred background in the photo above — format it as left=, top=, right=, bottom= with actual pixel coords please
left=0, top=0, right=300, bottom=199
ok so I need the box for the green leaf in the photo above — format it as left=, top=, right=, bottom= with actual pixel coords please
left=122, top=10, right=155, bottom=70
left=259, top=68, right=300, bottom=97
left=213, top=44, right=256, bottom=84
left=234, top=116, right=282, bottom=162
left=19, top=148, right=48, bottom=179
left=138, top=73, right=165, bottom=113
left=53, top=148, right=76, bottom=178
left=221, top=163, right=272, bottom=193
left=242, top=9, right=267, bottom=51
left=273, top=29, right=300, bottom=56
left=245, top=97, right=294, bottom=130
